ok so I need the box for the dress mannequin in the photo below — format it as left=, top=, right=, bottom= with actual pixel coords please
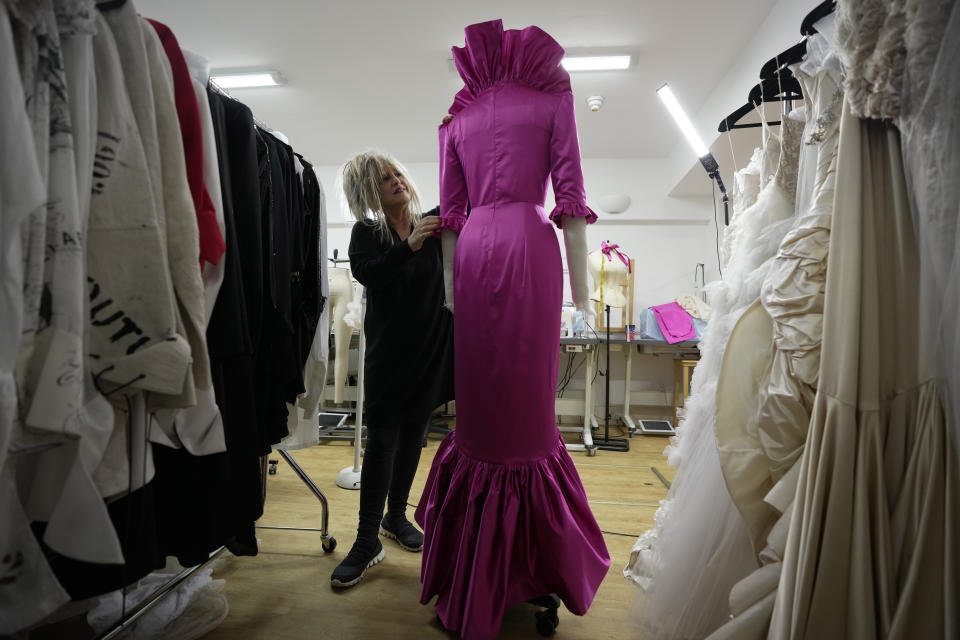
left=588, top=244, right=629, bottom=309
left=328, top=266, right=355, bottom=404
left=423, top=20, right=609, bottom=637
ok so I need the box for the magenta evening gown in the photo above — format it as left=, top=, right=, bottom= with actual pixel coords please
left=414, top=19, right=610, bottom=640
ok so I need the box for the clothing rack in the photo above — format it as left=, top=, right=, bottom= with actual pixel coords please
left=208, top=80, right=272, bottom=132
left=206, top=75, right=335, bottom=542
left=259, top=450, right=337, bottom=552
left=85, top=78, right=337, bottom=638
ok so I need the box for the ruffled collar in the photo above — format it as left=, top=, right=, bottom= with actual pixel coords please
left=448, top=19, right=571, bottom=115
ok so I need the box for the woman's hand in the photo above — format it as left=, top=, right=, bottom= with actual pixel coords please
left=407, top=216, right=441, bottom=252
left=441, top=114, right=454, bottom=125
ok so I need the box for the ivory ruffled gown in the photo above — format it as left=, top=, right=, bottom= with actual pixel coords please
left=623, top=98, right=803, bottom=639
left=708, top=28, right=844, bottom=638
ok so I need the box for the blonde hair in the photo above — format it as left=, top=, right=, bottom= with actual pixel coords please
left=341, top=150, right=422, bottom=244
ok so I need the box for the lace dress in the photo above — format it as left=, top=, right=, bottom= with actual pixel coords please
left=721, top=146, right=762, bottom=269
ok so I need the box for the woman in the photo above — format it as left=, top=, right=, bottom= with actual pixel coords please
left=330, top=151, right=454, bottom=588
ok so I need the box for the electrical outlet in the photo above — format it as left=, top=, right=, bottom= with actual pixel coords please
left=565, top=344, right=583, bottom=352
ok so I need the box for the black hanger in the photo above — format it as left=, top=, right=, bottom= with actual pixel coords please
left=748, top=70, right=803, bottom=105
left=801, top=0, right=836, bottom=36
left=759, top=40, right=807, bottom=80
left=719, top=102, right=764, bottom=132
left=96, top=0, right=127, bottom=9
left=718, top=70, right=803, bottom=132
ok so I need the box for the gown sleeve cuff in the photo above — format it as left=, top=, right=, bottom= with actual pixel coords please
left=549, top=201, right=598, bottom=228
left=436, top=215, right=467, bottom=234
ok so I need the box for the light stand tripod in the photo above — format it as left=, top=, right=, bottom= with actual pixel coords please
left=699, top=152, right=730, bottom=224
left=595, top=304, right=630, bottom=452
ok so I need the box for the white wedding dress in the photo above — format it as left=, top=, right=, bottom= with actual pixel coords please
left=624, top=106, right=803, bottom=638
left=707, top=25, right=843, bottom=639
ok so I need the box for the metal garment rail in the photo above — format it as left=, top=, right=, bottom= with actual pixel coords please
left=87, top=77, right=335, bottom=640
left=95, top=547, right=226, bottom=640
left=263, top=449, right=337, bottom=552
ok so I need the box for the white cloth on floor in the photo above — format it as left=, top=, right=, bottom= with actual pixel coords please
left=88, top=567, right=228, bottom=640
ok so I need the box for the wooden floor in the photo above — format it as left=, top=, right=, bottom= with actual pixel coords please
left=203, top=423, right=673, bottom=640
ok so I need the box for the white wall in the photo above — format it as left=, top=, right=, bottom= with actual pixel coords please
left=319, top=157, right=721, bottom=321
left=571, top=158, right=719, bottom=321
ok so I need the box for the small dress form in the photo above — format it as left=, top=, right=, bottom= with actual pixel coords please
left=327, top=266, right=354, bottom=405
left=588, top=250, right=628, bottom=309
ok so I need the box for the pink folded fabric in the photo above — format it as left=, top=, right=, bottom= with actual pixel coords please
left=651, top=301, right=696, bottom=344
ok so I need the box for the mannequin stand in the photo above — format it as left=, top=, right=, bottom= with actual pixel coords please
left=596, top=304, right=630, bottom=452
left=337, top=288, right=366, bottom=489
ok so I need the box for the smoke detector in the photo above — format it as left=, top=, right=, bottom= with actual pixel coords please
left=586, top=95, right=605, bottom=112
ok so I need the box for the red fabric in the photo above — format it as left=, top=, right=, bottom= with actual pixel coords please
left=147, top=18, right=225, bottom=268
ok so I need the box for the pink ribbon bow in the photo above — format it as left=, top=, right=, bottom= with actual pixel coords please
left=600, top=241, right=632, bottom=273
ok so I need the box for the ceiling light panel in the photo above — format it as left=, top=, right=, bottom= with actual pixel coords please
left=656, top=84, right=708, bottom=157
left=561, top=55, right=631, bottom=72
left=211, top=70, right=285, bottom=89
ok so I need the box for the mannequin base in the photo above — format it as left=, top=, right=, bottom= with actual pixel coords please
left=336, top=466, right=362, bottom=490
left=595, top=436, right=630, bottom=452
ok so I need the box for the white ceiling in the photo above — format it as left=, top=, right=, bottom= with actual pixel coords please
left=135, top=0, right=780, bottom=168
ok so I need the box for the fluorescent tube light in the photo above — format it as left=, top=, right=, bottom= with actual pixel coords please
left=561, top=56, right=631, bottom=71
left=211, top=70, right=285, bottom=89
left=656, top=84, right=708, bottom=157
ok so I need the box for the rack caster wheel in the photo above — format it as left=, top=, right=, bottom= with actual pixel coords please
left=321, top=536, right=337, bottom=553
left=587, top=447, right=598, bottom=457
left=534, top=608, right=559, bottom=636
left=268, top=459, right=279, bottom=475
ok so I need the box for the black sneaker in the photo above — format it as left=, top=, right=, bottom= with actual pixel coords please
left=379, top=514, right=424, bottom=552
left=330, top=538, right=384, bottom=588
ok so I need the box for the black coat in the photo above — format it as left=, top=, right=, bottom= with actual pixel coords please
left=348, top=210, right=454, bottom=423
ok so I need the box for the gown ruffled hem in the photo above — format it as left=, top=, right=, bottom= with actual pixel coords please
left=549, top=200, right=598, bottom=227
left=447, top=19, right=572, bottom=117
left=415, top=431, right=610, bottom=640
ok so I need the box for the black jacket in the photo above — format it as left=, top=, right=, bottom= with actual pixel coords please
left=348, top=209, right=454, bottom=422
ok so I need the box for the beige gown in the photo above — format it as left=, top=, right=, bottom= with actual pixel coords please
left=767, top=101, right=957, bottom=640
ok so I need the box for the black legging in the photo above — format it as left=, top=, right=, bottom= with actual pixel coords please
left=357, top=412, right=430, bottom=541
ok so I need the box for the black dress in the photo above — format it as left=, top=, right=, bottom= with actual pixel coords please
left=348, top=209, right=454, bottom=423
